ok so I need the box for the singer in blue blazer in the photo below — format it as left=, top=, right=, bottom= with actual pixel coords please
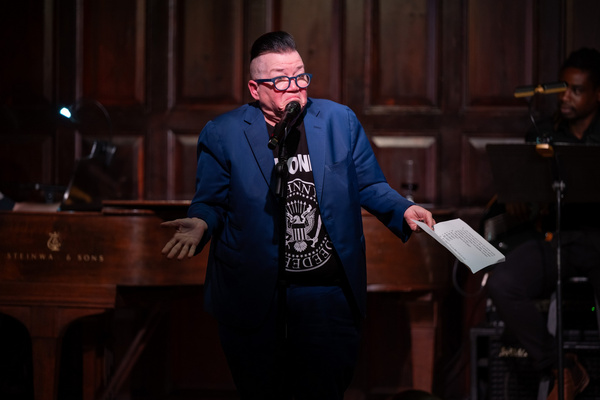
left=162, top=30, right=434, bottom=400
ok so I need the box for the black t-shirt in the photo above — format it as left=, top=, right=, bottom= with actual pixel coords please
left=267, top=121, right=344, bottom=285
left=526, top=113, right=600, bottom=144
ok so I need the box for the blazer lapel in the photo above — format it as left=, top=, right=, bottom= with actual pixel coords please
left=304, top=101, right=326, bottom=205
left=243, top=105, right=277, bottom=195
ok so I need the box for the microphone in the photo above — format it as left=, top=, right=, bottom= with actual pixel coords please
left=268, top=101, right=302, bottom=149
left=514, top=81, right=567, bottom=98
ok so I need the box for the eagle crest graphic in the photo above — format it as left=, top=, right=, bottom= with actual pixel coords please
left=286, top=202, right=321, bottom=252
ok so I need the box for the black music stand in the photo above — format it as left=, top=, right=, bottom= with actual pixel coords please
left=487, top=143, right=600, bottom=400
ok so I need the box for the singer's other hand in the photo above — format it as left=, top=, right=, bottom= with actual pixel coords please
left=161, top=217, right=207, bottom=260
left=404, top=205, right=435, bottom=232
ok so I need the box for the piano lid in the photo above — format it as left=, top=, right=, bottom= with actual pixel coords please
left=60, top=140, right=121, bottom=211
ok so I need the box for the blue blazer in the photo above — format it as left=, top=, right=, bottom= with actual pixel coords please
left=188, top=98, right=414, bottom=328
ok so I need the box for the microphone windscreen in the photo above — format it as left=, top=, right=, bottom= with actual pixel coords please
left=285, top=101, right=301, bottom=116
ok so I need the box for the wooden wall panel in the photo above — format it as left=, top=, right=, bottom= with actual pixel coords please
left=344, top=0, right=367, bottom=109
left=0, top=0, right=46, bottom=101
left=166, top=130, right=198, bottom=200
left=0, top=0, right=55, bottom=200
left=280, top=0, right=342, bottom=102
left=82, top=0, right=146, bottom=105
left=366, top=0, right=440, bottom=110
left=7, top=0, right=598, bottom=208
left=466, top=0, right=534, bottom=108
left=371, top=135, right=438, bottom=205
left=0, top=134, right=54, bottom=200
left=565, top=0, right=600, bottom=53
left=176, top=0, right=244, bottom=105
left=110, top=135, right=145, bottom=199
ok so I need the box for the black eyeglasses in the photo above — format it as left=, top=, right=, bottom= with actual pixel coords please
left=253, top=73, right=312, bottom=91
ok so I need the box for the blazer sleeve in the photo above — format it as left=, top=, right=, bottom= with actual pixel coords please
left=187, top=120, right=229, bottom=252
left=348, top=107, right=414, bottom=242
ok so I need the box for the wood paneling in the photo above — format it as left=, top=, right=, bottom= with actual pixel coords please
left=0, top=1, right=46, bottom=101
left=565, top=0, right=600, bottom=54
left=466, top=0, right=535, bottom=108
left=0, top=134, right=54, bottom=199
left=366, top=0, right=440, bottom=110
left=2, top=0, right=600, bottom=207
left=109, top=135, right=145, bottom=200
left=176, top=0, right=243, bottom=105
left=82, top=0, right=146, bottom=105
left=371, top=135, right=438, bottom=205
left=166, top=130, right=198, bottom=200
left=281, top=0, right=342, bottom=102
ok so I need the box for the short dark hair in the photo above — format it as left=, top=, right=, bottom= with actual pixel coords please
left=250, top=31, right=297, bottom=62
left=560, top=47, right=600, bottom=88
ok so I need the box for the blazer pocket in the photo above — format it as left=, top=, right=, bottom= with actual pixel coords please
left=213, top=232, right=242, bottom=269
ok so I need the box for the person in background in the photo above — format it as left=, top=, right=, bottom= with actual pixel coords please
left=487, top=47, right=600, bottom=400
left=161, top=31, right=435, bottom=399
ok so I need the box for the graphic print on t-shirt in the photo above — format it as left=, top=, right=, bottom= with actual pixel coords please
left=285, top=176, right=335, bottom=272
left=275, top=147, right=333, bottom=272
left=270, top=120, right=340, bottom=280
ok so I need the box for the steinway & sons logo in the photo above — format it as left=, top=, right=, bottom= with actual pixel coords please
left=5, top=231, right=105, bottom=263
left=47, top=231, right=61, bottom=252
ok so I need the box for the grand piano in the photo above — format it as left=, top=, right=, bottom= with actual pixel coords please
left=0, top=201, right=455, bottom=400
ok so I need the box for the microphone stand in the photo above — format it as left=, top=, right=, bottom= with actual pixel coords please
left=524, top=87, right=565, bottom=398
left=548, top=148, right=566, bottom=400
left=534, top=130, right=565, bottom=399
left=273, top=123, right=291, bottom=396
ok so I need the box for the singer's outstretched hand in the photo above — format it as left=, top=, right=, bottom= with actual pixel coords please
left=161, top=217, right=207, bottom=260
left=404, top=205, right=435, bottom=232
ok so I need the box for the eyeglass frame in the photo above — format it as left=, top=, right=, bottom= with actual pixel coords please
left=252, top=73, right=312, bottom=91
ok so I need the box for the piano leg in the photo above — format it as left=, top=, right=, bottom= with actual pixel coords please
left=0, top=283, right=117, bottom=400
left=31, top=336, right=62, bottom=400
left=0, top=305, right=112, bottom=400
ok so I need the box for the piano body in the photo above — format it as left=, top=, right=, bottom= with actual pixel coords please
left=0, top=202, right=454, bottom=399
left=0, top=201, right=206, bottom=400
